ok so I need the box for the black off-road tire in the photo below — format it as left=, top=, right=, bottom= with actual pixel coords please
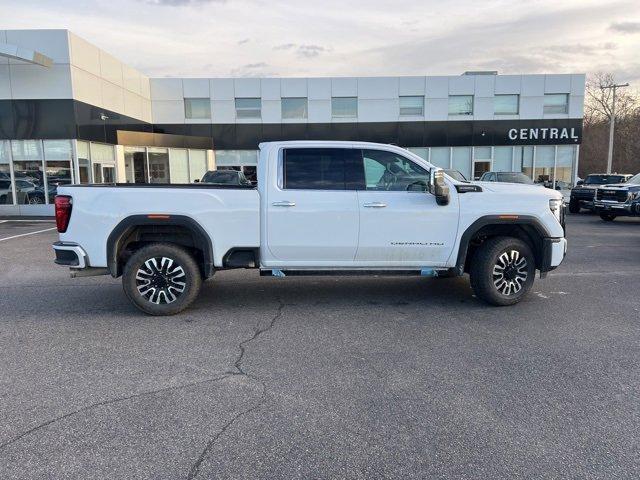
left=568, top=199, right=581, bottom=214
left=469, top=236, right=536, bottom=306
left=599, top=213, right=616, bottom=221
left=122, top=242, right=202, bottom=315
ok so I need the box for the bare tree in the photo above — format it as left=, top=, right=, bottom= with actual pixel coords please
left=584, top=72, right=638, bottom=126
left=581, top=72, right=640, bottom=175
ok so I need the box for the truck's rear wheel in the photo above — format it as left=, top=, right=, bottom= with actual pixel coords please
left=122, top=243, right=202, bottom=315
left=469, top=237, right=535, bottom=306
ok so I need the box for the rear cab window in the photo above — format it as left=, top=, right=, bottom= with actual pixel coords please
left=282, top=148, right=363, bottom=190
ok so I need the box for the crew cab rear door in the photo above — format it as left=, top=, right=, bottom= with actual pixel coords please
left=354, top=148, right=459, bottom=267
left=263, top=147, right=361, bottom=266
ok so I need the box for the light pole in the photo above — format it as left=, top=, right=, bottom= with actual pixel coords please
left=601, top=82, right=629, bottom=174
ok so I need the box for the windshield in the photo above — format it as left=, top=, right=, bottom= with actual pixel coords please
left=496, top=173, right=534, bottom=184
left=584, top=174, right=626, bottom=185
left=627, top=173, right=640, bottom=185
left=444, top=169, right=467, bottom=182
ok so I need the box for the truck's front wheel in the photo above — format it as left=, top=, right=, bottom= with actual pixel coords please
left=469, top=237, right=535, bottom=306
left=122, top=243, right=202, bottom=315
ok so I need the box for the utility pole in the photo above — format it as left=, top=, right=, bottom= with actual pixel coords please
left=601, top=82, right=629, bottom=174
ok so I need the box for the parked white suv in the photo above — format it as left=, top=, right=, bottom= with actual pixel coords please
left=53, top=141, right=567, bottom=315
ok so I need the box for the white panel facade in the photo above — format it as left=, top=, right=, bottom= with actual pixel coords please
left=123, top=89, right=143, bottom=119
left=10, top=63, right=72, bottom=99
left=474, top=75, right=495, bottom=97
left=6, top=30, right=70, bottom=64
left=68, top=32, right=101, bottom=76
left=210, top=78, right=234, bottom=100
left=357, top=77, right=398, bottom=99
left=425, top=98, right=449, bottom=120
left=358, top=99, right=399, bottom=122
left=150, top=78, right=183, bottom=101
left=308, top=99, right=331, bottom=122
left=281, top=78, right=307, bottom=97
left=211, top=100, right=235, bottom=123
left=399, top=76, right=425, bottom=96
left=100, top=78, right=125, bottom=113
left=331, top=77, right=357, bottom=97
left=260, top=78, right=281, bottom=100
left=519, top=96, right=544, bottom=117
left=473, top=97, right=494, bottom=120
left=0, top=64, right=10, bottom=99
left=98, top=51, right=124, bottom=87
left=545, top=74, right=571, bottom=93
left=308, top=78, right=331, bottom=100
left=261, top=100, right=281, bottom=123
left=234, top=78, right=260, bottom=97
left=122, top=64, right=143, bottom=96
left=569, top=95, right=585, bottom=118
left=182, top=78, right=209, bottom=98
left=494, top=75, right=521, bottom=94
left=521, top=75, right=545, bottom=96
left=152, top=100, right=185, bottom=123
left=425, top=76, right=449, bottom=98
left=0, top=31, right=7, bottom=64
left=448, top=75, right=475, bottom=95
left=70, top=65, right=102, bottom=106
left=571, top=74, right=586, bottom=95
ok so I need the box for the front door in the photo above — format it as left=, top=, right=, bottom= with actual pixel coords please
left=264, top=147, right=360, bottom=267
left=355, top=149, right=459, bottom=267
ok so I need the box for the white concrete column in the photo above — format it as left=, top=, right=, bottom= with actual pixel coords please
left=115, top=145, right=126, bottom=183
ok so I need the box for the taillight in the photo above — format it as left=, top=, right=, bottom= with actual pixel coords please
left=54, top=195, right=73, bottom=233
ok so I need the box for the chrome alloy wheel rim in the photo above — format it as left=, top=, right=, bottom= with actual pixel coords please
left=492, top=250, right=528, bottom=296
left=135, top=257, right=186, bottom=304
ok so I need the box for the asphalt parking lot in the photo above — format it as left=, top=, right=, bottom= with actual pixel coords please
left=1, top=215, right=639, bottom=479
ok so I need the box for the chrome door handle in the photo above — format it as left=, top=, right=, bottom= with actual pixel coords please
left=363, top=202, right=387, bottom=208
left=272, top=201, right=296, bottom=207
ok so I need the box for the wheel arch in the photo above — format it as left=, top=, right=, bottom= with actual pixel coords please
left=106, top=215, right=214, bottom=278
left=455, top=215, right=551, bottom=275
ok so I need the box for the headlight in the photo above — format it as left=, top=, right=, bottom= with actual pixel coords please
left=549, top=198, right=562, bottom=220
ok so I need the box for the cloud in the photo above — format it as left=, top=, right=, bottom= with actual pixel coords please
left=273, top=43, right=329, bottom=58
left=609, top=21, right=640, bottom=33
left=230, top=62, right=275, bottom=77
left=237, top=38, right=250, bottom=45
left=142, top=0, right=225, bottom=5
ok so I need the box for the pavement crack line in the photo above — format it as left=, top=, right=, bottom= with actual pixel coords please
left=0, top=375, right=231, bottom=452
left=187, top=298, right=285, bottom=480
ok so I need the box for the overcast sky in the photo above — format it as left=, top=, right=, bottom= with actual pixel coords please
left=2, top=0, right=640, bottom=85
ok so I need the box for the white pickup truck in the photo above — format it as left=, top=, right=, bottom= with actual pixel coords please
left=53, top=141, right=567, bottom=315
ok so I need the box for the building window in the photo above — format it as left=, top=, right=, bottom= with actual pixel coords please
left=184, top=98, right=211, bottom=119
left=543, top=94, right=569, bottom=114
left=282, top=97, right=308, bottom=119
left=494, top=94, right=519, bottom=115
left=448, top=95, right=474, bottom=115
left=399, top=96, right=424, bottom=116
left=235, top=98, right=261, bottom=119
left=331, top=97, right=357, bottom=118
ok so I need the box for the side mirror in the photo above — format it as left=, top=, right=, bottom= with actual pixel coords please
left=576, top=180, right=584, bottom=186
left=429, top=169, right=450, bottom=206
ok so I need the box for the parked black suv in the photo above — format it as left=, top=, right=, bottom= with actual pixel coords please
left=569, top=173, right=633, bottom=213
left=593, top=172, right=640, bottom=221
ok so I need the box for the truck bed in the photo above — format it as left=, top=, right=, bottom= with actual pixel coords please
left=57, top=183, right=260, bottom=268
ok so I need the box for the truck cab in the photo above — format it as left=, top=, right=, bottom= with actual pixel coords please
left=53, top=141, right=567, bottom=315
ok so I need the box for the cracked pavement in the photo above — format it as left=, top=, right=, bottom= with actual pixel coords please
left=1, top=215, right=640, bottom=479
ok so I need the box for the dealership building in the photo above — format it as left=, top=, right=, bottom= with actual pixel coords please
left=0, top=29, right=585, bottom=215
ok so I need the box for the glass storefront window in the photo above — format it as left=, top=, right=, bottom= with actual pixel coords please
left=12, top=140, right=45, bottom=205
left=430, top=147, right=450, bottom=169
left=452, top=147, right=472, bottom=180
left=448, top=95, right=473, bottom=115
left=90, top=143, right=116, bottom=184
left=189, top=150, right=208, bottom=182
left=519, top=146, right=534, bottom=179
left=44, top=140, right=73, bottom=203
left=148, top=147, right=170, bottom=184
left=124, top=147, right=145, bottom=184
left=535, top=146, right=555, bottom=185
left=493, top=147, right=513, bottom=172
left=556, top=145, right=575, bottom=185
left=0, top=141, right=14, bottom=205
left=77, top=141, right=90, bottom=183
left=169, top=149, right=189, bottom=183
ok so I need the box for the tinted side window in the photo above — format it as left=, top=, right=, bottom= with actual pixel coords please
left=284, top=148, right=347, bottom=190
left=361, top=149, right=429, bottom=191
